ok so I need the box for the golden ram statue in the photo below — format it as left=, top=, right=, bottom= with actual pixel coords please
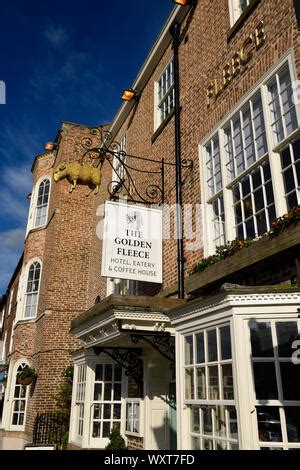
left=53, top=162, right=101, bottom=196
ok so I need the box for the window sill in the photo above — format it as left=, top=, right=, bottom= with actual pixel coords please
left=151, top=109, right=175, bottom=144
left=14, top=318, right=36, bottom=328
left=125, top=431, right=143, bottom=438
left=227, top=0, right=261, bottom=42
left=272, top=128, right=300, bottom=153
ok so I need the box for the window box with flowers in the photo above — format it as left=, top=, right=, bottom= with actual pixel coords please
left=186, top=207, right=300, bottom=295
left=17, top=365, right=37, bottom=386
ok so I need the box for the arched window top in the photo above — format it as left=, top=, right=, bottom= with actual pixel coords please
left=34, top=178, right=50, bottom=228
left=11, top=361, right=30, bottom=428
left=24, top=261, right=41, bottom=318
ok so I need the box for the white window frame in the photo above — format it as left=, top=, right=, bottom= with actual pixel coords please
left=228, top=0, right=252, bottom=26
left=125, top=399, right=143, bottom=437
left=89, top=361, right=124, bottom=448
left=23, top=260, right=41, bottom=319
left=7, top=289, right=14, bottom=317
left=244, top=317, right=300, bottom=450
left=26, top=175, right=51, bottom=235
left=200, top=54, right=300, bottom=256
left=8, top=361, right=31, bottom=431
left=154, top=58, right=175, bottom=131
left=15, top=258, right=42, bottom=321
left=0, top=331, right=7, bottom=363
left=183, top=323, right=239, bottom=450
left=106, top=278, right=139, bottom=296
left=74, top=364, right=87, bottom=440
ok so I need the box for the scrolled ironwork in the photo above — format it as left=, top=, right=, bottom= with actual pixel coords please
left=93, top=347, right=143, bottom=383
left=129, top=332, right=175, bottom=369
left=77, top=126, right=193, bottom=204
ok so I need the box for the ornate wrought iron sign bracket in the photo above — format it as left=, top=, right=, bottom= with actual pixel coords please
left=79, top=126, right=193, bottom=205
left=121, top=329, right=175, bottom=370
left=93, top=346, right=143, bottom=383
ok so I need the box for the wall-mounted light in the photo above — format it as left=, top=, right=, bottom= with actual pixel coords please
left=121, top=89, right=139, bottom=102
left=172, top=0, right=197, bottom=5
left=44, top=142, right=58, bottom=151
left=27, top=193, right=32, bottom=200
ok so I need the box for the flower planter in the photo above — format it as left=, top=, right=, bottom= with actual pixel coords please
left=17, top=375, right=33, bottom=386
left=186, top=223, right=300, bottom=295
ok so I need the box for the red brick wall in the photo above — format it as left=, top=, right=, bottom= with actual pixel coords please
left=112, top=0, right=299, bottom=291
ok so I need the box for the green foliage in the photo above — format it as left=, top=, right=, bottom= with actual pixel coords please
left=63, top=365, right=74, bottom=383
left=193, top=239, right=252, bottom=274
left=17, top=365, right=37, bottom=380
left=53, top=365, right=73, bottom=415
left=269, top=205, right=300, bottom=236
left=192, top=206, right=300, bottom=275
left=105, top=427, right=127, bottom=450
left=61, top=432, right=69, bottom=450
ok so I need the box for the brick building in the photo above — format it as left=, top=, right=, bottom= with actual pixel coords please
left=1, top=0, right=300, bottom=451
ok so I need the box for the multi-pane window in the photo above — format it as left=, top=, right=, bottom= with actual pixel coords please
left=224, top=94, right=267, bottom=181
left=156, top=59, right=175, bottom=127
left=126, top=400, right=141, bottom=435
left=267, top=65, right=298, bottom=146
left=206, top=136, right=222, bottom=197
left=92, top=363, right=122, bottom=439
left=35, top=179, right=50, bottom=228
left=249, top=320, right=300, bottom=449
left=24, top=261, right=41, bottom=318
left=108, top=278, right=139, bottom=296
left=203, top=62, right=299, bottom=250
left=11, top=364, right=28, bottom=427
left=75, top=365, right=87, bottom=438
left=184, top=325, right=239, bottom=450
left=113, top=134, right=126, bottom=190
left=280, top=138, right=300, bottom=210
left=212, top=197, right=225, bottom=246
left=233, top=161, right=276, bottom=239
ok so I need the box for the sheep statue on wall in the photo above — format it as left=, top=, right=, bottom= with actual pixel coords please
left=53, top=162, right=102, bottom=196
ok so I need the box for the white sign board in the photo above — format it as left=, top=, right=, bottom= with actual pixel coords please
left=101, top=201, right=162, bottom=284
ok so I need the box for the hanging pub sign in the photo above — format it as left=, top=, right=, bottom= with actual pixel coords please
left=101, top=201, right=163, bottom=283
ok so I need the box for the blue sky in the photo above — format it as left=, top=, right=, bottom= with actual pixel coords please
left=0, top=0, right=174, bottom=294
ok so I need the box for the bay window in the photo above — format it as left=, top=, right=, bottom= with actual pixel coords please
left=184, top=325, right=239, bottom=450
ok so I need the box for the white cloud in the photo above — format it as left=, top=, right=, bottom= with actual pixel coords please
left=0, top=187, right=29, bottom=221
left=44, top=25, right=69, bottom=49
left=2, top=165, right=33, bottom=195
left=0, top=227, right=25, bottom=251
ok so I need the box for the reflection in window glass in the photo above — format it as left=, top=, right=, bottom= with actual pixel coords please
left=202, top=406, right=213, bottom=435
left=222, top=364, right=234, bottom=400
left=257, top=407, right=282, bottom=443
left=215, top=406, right=226, bottom=438
left=226, top=406, right=238, bottom=440
left=250, top=322, right=274, bottom=357
left=285, top=407, right=300, bottom=442
left=196, top=368, right=206, bottom=400
left=191, top=406, right=200, bottom=433
left=208, top=366, right=219, bottom=400
left=253, top=362, right=278, bottom=400
left=185, top=368, right=194, bottom=400
left=280, top=363, right=300, bottom=401
left=220, top=326, right=232, bottom=360
left=207, top=330, right=218, bottom=362
left=185, top=336, right=193, bottom=365
left=276, top=322, right=298, bottom=357
left=196, top=332, right=205, bottom=364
